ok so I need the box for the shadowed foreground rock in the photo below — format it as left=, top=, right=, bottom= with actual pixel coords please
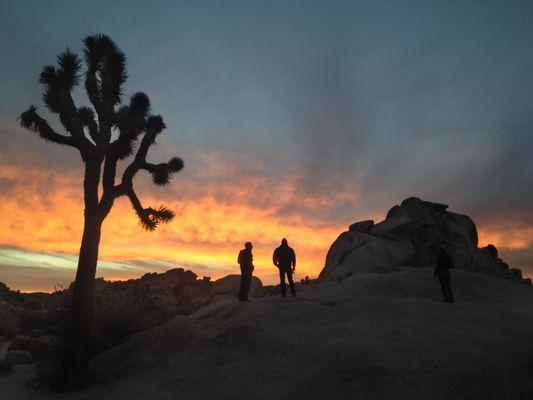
left=0, top=269, right=219, bottom=358
left=0, top=301, right=22, bottom=337
left=212, top=274, right=263, bottom=299
left=2, top=268, right=529, bottom=400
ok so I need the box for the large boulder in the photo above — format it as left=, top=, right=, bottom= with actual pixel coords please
left=505, top=268, right=523, bottom=280
left=381, top=238, right=416, bottom=267
left=320, top=231, right=415, bottom=280
left=370, top=208, right=412, bottom=238
left=213, top=275, right=263, bottom=298
left=400, top=197, right=448, bottom=222
left=349, top=220, right=374, bottom=233
left=9, top=335, right=51, bottom=359
left=324, top=231, right=374, bottom=268
left=448, top=212, right=478, bottom=246
left=386, top=205, right=405, bottom=219
left=320, top=197, right=524, bottom=281
left=480, top=244, right=498, bottom=260
left=4, top=350, right=33, bottom=366
left=0, top=300, right=22, bottom=337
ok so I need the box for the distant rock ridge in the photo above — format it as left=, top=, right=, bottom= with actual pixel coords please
left=320, top=197, right=529, bottom=283
left=0, top=268, right=266, bottom=353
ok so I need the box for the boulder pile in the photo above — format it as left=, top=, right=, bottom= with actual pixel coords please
left=320, top=197, right=527, bottom=283
left=0, top=268, right=268, bottom=356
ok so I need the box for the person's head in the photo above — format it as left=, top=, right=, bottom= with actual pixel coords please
left=281, top=238, right=288, bottom=246
left=439, top=245, right=447, bottom=253
left=245, top=242, right=253, bottom=250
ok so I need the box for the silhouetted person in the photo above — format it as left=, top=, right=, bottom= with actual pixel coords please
left=237, top=242, right=254, bottom=301
left=273, top=238, right=296, bottom=297
left=435, top=245, right=454, bottom=303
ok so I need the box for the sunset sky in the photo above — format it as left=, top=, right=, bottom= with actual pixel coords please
left=0, top=0, right=531, bottom=292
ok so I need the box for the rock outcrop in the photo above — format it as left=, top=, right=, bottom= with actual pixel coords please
left=4, top=350, right=33, bottom=366
left=321, top=197, right=526, bottom=282
left=213, top=274, right=263, bottom=298
left=0, top=269, right=266, bottom=353
left=0, top=300, right=22, bottom=337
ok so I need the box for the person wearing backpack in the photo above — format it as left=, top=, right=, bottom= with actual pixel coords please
left=273, top=238, right=296, bottom=298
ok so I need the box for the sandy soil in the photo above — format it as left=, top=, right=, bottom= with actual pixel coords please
left=2, top=268, right=533, bottom=399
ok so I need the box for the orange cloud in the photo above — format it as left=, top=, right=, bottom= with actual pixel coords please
left=0, top=151, right=346, bottom=286
left=477, top=217, right=533, bottom=251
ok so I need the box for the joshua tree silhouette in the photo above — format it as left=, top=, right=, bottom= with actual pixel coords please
left=19, top=34, right=184, bottom=380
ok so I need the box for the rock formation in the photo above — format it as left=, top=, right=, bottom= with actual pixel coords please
left=0, top=300, right=22, bottom=337
left=321, top=197, right=527, bottom=282
left=0, top=269, right=267, bottom=356
left=212, top=274, right=263, bottom=299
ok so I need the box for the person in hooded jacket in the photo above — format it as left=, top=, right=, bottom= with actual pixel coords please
left=273, top=238, right=296, bottom=297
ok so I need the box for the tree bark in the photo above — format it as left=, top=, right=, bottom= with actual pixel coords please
left=64, top=214, right=102, bottom=374
left=63, top=160, right=102, bottom=378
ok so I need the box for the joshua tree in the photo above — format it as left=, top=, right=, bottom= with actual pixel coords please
left=19, top=35, right=184, bottom=377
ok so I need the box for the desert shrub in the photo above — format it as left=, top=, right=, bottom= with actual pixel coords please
left=9, top=335, right=51, bottom=359
left=91, top=306, right=144, bottom=353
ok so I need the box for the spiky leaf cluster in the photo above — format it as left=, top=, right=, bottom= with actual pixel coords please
left=56, top=49, right=82, bottom=88
left=112, top=92, right=153, bottom=158
left=146, top=115, right=166, bottom=135
left=83, top=34, right=127, bottom=106
left=139, top=206, right=175, bottom=231
left=168, top=157, right=185, bottom=172
left=78, top=106, right=95, bottom=124
left=38, top=49, right=82, bottom=120
left=19, top=106, right=39, bottom=131
left=149, top=157, right=184, bottom=186
left=38, top=49, right=81, bottom=89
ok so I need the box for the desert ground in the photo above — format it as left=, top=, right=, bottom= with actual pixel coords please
left=2, top=267, right=532, bottom=400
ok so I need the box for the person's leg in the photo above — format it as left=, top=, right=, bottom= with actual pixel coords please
left=438, top=274, right=447, bottom=302
left=243, top=271, right=252, bottom=301
left=287, top=270, right=296, bottom=296
left=238, top=266, right=251, bottom=301
left=279, top=269, right=287, bottom=297
left=444, top=273, right=454, bottom=303
left=238, top=271, right=247, bottom=300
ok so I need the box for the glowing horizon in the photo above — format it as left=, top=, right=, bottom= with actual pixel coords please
left=0, top=140, right=531, bottom=292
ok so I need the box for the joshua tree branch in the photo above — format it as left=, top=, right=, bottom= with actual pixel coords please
left=113, top=183, right=129, bottom=197
left=98, top=153, right=119, bottom=217
left=19, top=106, right=77, bottom=147
left=142, top=162, right=158, bottom=172
left=86, top=121, right=99, bottom=144
left=83, top=160, right=102, bottom=214
left=126, top=187, right=144, bottom=215
left=126, top=187, right=154, bottom=230
left=119, top=128, right=158, bottom=187
left=78, top=107, right=99, bottom=144
left=126, top=187, right=174, bottom=231
left=57, top=91, right=95, bottom=156
left=142, top=157, right=184, bottom=186
left=85, top=69, right=104, bottom=117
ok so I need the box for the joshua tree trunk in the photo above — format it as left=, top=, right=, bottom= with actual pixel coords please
left=64, top=161, right=102, bottom=374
